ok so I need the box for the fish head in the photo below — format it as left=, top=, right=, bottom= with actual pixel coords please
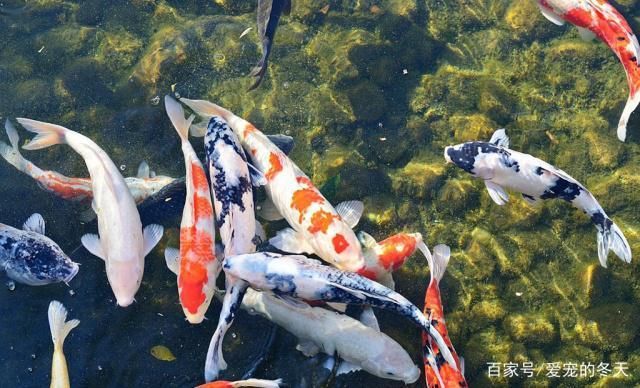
left=445, top=141, right=500, bottom=179
left=317, top=227, right=365, bottom=273
left=106, top=259, right=143, bottom=307
left=361, top=341, right=421, bottom=384
left=5, top=238, right=79, bottom=285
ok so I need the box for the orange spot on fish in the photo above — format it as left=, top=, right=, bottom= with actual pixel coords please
left=356, top=267, right=377, bottom=280
left=291, top=188, right=324, bottom=223
left=307, top=210, right=338, bottom=234
left=264, top=152, right=283, bottom=181
left=243, top=123, right=257, bottom=137
left=332, top=234, right=349, bottom=254
left=377, top=234, right=418, bottom=271
left=178, top=226, right=216, bottom=315
left=296, top=176, right=313, bottom=187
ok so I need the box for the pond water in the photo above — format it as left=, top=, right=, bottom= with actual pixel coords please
left=1, top=1, right=639, bottom=387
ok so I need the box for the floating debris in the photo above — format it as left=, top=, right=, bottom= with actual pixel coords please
left=239, top=27, right=252, bottom=39
left=150, top=96, right=160, bottom=106
left=150, top=345, right=176, bottom=362
left=6, top=280, right=15, bottom=291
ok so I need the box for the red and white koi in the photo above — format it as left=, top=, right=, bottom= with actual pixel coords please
left=17, top=118, right=164, bottom=307
left=0, top=119, right=175, bottom=204
left=537, top=0, right=640, bottom=141
left=163, top=96, right=220, bottom=324
left=422, top=245, right=467, bottom=388
left=179, top=98, right=365, bottom=273
left=196, top=378, right=282, bottom=388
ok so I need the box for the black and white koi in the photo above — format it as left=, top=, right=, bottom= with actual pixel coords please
left=0, top=213, right=79, bottom=286
left=445, top=129, right=631, bottom=267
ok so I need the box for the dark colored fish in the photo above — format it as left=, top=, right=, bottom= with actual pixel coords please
left=248, top=0, right=292, bottom=90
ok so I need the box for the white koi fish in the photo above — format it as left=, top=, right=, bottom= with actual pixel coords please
left=536, top=0, right=640, bottom=141
left=0, top=213, right=79, bottom=286
left=163, top=96, right=220, bottom=324
left=1, top=119, right=175, bottom=204
left=179, top=98, right=366, bottom=273
left=445, top=129, right=631, bottom=267
left=48, top=300, right=79, bottom=388
left=17, top=118, right=164, bottom=306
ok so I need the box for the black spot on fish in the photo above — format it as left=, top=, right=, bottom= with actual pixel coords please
left=447, top=142, right=516, bottom=174
left=538, top=169, right=582, bottom=202
left=535, top=166, right=545, bottom=175
left=631, top=56, right=637, bottom=63
left=591, top=211, right=612, bottom=232
left=618, top=36, right=626, bottom=41
left=265, top=273, right=296, bottom=294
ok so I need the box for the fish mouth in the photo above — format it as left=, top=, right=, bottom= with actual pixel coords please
left=443, top=146, right=453, bottom=164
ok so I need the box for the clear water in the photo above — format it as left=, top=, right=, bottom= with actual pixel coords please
left=1, top=1, right=639, bottom=387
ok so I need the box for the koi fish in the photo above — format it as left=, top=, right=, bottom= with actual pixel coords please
left=445, top=129, right=631, bottom=267
left=163, top=96, right=220, bottom=324
left=48, top=300, right=79, bottom=388
left=358, top=231, right=427, bottom=289
left=422, top=245, right=467, bottom=388
left=196, top=378, right=282, bottom=388
left=0, top=119, right=175, bottom=204
left=248, top=0, right=292, bottom=90
left=0, top=213, right=78, bottom=286
left=179, top=98, right=366, bottom=273
left=203, top=252, right=457, bottom=382
left=17, top=118, right=164, bottom=306
left=536, top=0, right=640, bottom=141
left=204, top=116, right=265, bottom=257
left=228, top=287, right=421, bottom=383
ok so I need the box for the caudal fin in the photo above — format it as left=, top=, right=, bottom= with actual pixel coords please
left=0, top=119, right=32, bottom=172
left=428, top=244, right=451, bottom=283
left=597, top=221, right=632, bottom=267
left=164, top=95, right=195, bottom=142
left=617, top=91, right=640, bottom=141
left=48, top=300, right=80, bottom=351
left=16, top=118, right=68, bottom=150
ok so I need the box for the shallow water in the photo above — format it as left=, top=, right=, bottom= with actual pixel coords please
left=1, top=0, right=640, bottom=387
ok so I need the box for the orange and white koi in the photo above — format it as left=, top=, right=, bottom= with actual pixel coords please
left=179, top=98, right=365, bottom=273
left=0, top=119, right=175, bottom=203
left=537, top=0, right=640, bottom=141
left=422, top=244, right=467, bottom=388
left=196, top=378, right=282, bottom=388
left=163, top=96, right=220, bottom=324
left=358, top=231, right=427, bottom=289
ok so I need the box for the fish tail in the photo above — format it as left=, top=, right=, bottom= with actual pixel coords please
left=425, top=243, right=450, bottom=283
left=230, top=378, right=283, bottom=388
left=164, top=95, right=195, bottom=142
left=617, top=88, right=640, bottom=141
left=0, top=119, right=32, bottom=173
left=594, top=214, right=632, bottom=267
left=48, top=300, right=80, bottom=351
left=426, top=323, right=457, bottom=372
left=204, top=330, right=228, bottom=382
left=179, top=98, right=233, bottom=122
left=16, top=118, right=68, bottom=150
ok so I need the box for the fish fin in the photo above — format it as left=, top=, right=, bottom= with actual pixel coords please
left=150, top=170, right=156, bottom=178
left=254, top=220, right=266, bottom=246
left=282, top=0, right=292, bottom=15
left=460, top=356, right=465, bottom=376
left=322, top=355, right=337, bottom=371
left=536, top=3, right=565, bottom=26
left=137, top=161, right=150, bottom=178
left=257, top=197, right=283, bottom=221
left=416, top=241, right=433, bottom=263
left=215, top=243, right=225, bottom=260
left=164, top=95, right=195, bottom=142
left=326, top=302, right=347, bottom=313
left=189, top=120, right=208, bottom=138
left=521, top=194, right=540, bottom=206
left=48, top=300, right=79, bottom=351
left=357, top=231, right=377, bottom=249
left=336, top=361, right=362, bottom=376
left=22, top=213, right=45, bottom=235
left=5, top=119, right=20, bottom=149
left=335, top=200, right=364, bottom=229
left=488, top=128, right=509, bottom=148
left=485, top=181, right=509, bottom=205
left=248, top=163, right=267, bottom=186
left=597, top=220, right=632, bottom=268
left=164, top=247, right=180, bottom=275
left=78, top=208, right=97, bottom=223
left=617, top=90, right=640, bottom=142
left=179, top=98, right=228, bottom=120
left=359, top=306, right=380, bottom=331
left=296, top=340, right=321, bottom=357
left=230, top=379, right=283, bottom=388
left=81, top=234, right=105, bottom=261
left=428, top=244, right=451, bottom=283
left=1, top=119, right=30, bottom=172
left=142, top=224, right=164, bottom=257
left=269, top=228, right=315, bottom=254
left=577, top=26, right=596, bottom=41
left=266, top=134, right=295, bottom=155
left=273, top=293, right=311, bottom=309
left=16, top=118, right=67, bottom=150
left=377, top=272, right=395, bottom=290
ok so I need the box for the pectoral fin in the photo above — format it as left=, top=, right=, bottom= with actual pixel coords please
left=357, top=231, right=377, bottom=249
left=143, top=224, right=164, bottom=256
left=577, top=27, right=596, bottom=41
left=537, top=3, right=565, bottom=26
left=22, top=213, right=45, bottom=235
left=257, top=197, right=283, bottom=221
left=81, top=234, right=105, bottom=261
left=488, top=128, right=509, bottom=148
left=266, top=134, right=295, bottom=155
left=137, top=161, right=150, bottom=178
left=335, top=200, right=364, bottom=228
left=485, top=181, right=509, bottom=205
left=164, top=247, right=180, bottom=275
left=296, top=340, right=320, bottom=357
left=359, top=306, right=380, bottom=331
left=248, top=163, right=267, bottom=187
left=269, top=228, right=315, bottom=254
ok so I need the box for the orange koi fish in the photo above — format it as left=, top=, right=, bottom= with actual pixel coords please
left=0, top=119, right=174, bottom=203
left=196, top=378, right=282, bottom=388
left=163, top=96, right=220, bottom=324
left=422, top=245, right=467, bottom=388
left=179, top=98, right=365, bottom=273
left=537, top=0, right=640, bottom=141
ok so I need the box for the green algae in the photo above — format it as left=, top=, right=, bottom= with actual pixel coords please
left=0, top=0, right=640, bottom=386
